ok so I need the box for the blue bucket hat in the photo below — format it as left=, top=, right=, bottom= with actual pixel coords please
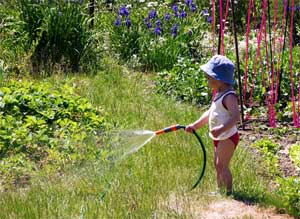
left=200, top=55, right=235, bottom=85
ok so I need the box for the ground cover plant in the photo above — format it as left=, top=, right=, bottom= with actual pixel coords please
left=0, top=79, right=106, bottom=190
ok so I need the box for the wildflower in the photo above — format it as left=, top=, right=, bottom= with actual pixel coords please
left=144, top=17, right=152, bottom=28
left=148, top=9, right=158, bottom=19
left=154, top=26, right=162, bottom=35
left=171, top=24, right=179, bottom=37
left=155, top=19, right=162, bottom=26
left=145, top=21, right=152, bottom=28
left=119, top=5, right=130, bottom=17
left=172, top=4, right=178, bottom=12
left=125, top=18, right=131, bottom=28
left=190, top=3, right=197, bottom=12
left=202, top=9, right=209, bottom=16
left=207, top=16, right=212, bottom=23
left=164, top=13, right=171, bottom=21
left=114, top=17, right=122, bottom=26
left=180, top=10, right=187, bottom=18
left=185, top=0, right=193, bottom=6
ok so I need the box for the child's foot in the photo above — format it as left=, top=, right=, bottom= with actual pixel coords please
left=208, top=190, right=222, bottom=197
left=208, top=189, right=233, bottom=197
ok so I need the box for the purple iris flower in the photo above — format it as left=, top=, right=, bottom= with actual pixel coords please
left=202, top=9, right=209, bottom=16
left=155, top=19, right=162, bottom=26
left=185, top=0, right=193, bottom=6
left=207, top=16, right=212, bottom=23
left=180, top=10, right=187, bottom=18
left=164, top=13, right=171, bottom=21
left=154, top=26, right=162, bottom=35
left=190, top=3, right=197, bottom=12
left=171, top=24, right=179, bottom=37
left=148, top=9, right=158, bottom=19
left=114, top=17, right=122, bottom=26
left=125, top=18, right=131, bottom=28
left=143, top=17, right=149, bottom=24
left=146, top=22, right=152, bottom=28
left=119, top=6, right=130, bottom=17
left=172, top=4, right=178, bottom=12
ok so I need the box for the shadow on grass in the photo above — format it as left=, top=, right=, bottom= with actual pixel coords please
left=231, top=190, right=266, bottom=206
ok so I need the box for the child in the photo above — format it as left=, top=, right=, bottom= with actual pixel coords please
left=185, top=55, right=240, bottom=195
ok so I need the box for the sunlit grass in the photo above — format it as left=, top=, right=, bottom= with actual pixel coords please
left=0, top=58, right=280, bottom=218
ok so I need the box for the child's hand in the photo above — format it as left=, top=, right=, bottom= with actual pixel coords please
left=210, top=125, right=224, bottom=138
left=185, top=124, right=195, bottom=133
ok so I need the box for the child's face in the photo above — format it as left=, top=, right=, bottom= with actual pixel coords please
left=205, top=74, right=222, bottom=89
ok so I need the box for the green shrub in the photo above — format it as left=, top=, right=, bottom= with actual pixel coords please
left=156, top=57, right=211, bottom=105
left=0, top=79, right=106, bottom=188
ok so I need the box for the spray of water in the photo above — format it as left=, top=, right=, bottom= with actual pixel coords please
left=103, top=130, right=156, bottom=161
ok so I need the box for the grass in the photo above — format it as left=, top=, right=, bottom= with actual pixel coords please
left=0, top=58, right=284, bottom=218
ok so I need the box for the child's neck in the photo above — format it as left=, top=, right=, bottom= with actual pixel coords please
left=217, top=84, right=232, bottom=93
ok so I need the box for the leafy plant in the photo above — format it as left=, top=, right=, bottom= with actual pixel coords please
left=156, top=57, right=211, bottom=105
left=0, top=79, right=107, bottom=188
left=289, top=143, right=300, bottom=169
left=276, top=177, right=300, bottom=217
left=251, top=139, right=281, bottom=176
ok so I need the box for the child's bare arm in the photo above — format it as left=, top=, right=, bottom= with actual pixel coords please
left=185, top=109, right=210, bottom=132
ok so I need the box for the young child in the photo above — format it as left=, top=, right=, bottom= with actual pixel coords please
left=185, top=55, right=240, bottom=195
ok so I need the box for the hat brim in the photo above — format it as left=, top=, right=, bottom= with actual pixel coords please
left=200, top=63, right=235, bottom=85
left=200, top=63, right=218, bottom=79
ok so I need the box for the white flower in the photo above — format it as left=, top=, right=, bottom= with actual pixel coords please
left=147, top=2, right=158, bottom=7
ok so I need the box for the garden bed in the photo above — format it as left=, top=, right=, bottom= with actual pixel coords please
left=239, top=119, right=300, bottom=178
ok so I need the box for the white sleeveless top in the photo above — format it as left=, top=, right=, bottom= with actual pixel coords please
left=208, top=90, right=238, bottom=140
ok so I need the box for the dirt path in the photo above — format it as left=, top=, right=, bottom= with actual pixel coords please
left=199, top=199, right=293, bottom=219
left=165, top=193, right=294, bottom=219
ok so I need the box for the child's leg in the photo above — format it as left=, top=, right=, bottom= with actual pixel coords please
left=214, top=139, right=236, bottom=193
